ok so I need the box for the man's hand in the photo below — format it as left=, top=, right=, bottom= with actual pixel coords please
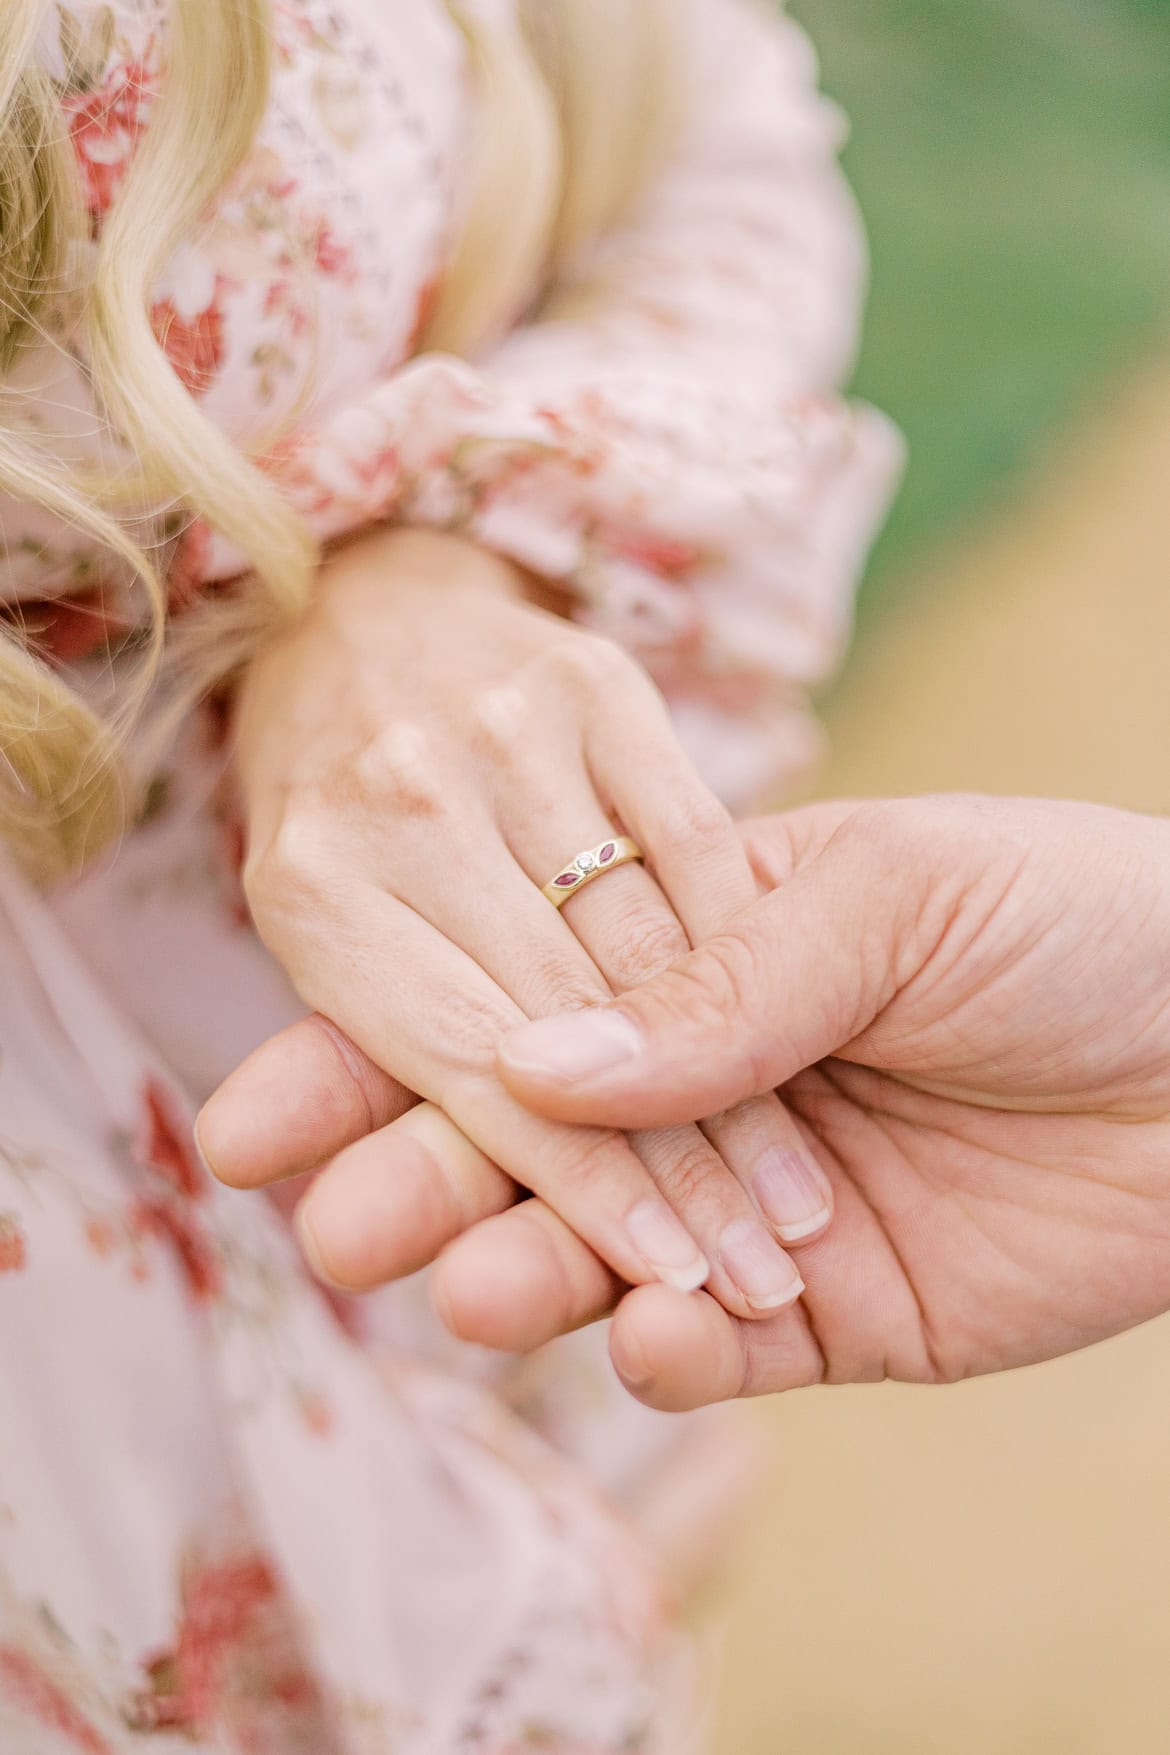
left=497, top=796, right=1170, bottom=1404
left=200, top=797, right=1170, bottom=1412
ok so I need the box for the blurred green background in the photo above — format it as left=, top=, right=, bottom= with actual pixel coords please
left=787, top=0, right=1170, bottom=611
left=13, top=10, right=1170, bottom=1755
left=717, top=12, right=1170, bottom=1755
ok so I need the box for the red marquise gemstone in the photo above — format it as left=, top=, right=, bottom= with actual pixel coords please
left=555, top=872, right=581, bottom=888
left=599, top=843, right=616, bottom=864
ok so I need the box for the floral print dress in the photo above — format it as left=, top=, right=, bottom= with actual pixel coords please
left=0, top=1, right=900, bottom=1749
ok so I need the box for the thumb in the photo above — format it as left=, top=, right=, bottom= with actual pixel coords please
left=497, top=807, right=925, bottom=1129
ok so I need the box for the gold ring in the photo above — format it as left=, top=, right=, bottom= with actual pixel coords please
left=541, top=835, right=643, bottom=908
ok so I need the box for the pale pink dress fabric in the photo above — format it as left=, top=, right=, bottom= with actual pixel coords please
left=0, top=1, right=900, bottom=1749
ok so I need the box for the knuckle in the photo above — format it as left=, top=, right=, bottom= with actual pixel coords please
left=673, top=931, right=761, bottom=1020
left=428, top=990, right=512, bottom=1083
left=710, top=937, right=788, bottom=1093
left=467, top=683, right=534, bottom=758
left=541, top=1125, right=631, bottom=1196
left=351, top=721, right=445, bottom=819
left=528, top=963, right=608, bottom=1017
left=599, top=905, right=689, bottom=987
left=650, top=931, right=775, bottom=1090
left=543, top=630, right=634, bottom=696
left=653, top=785, right=736, bottom=860
left=647, top=1131, right=724, bottom=1214
left=706, top=1093, right=765, bottom=1132
left=243, top=811, right=332, bottom=920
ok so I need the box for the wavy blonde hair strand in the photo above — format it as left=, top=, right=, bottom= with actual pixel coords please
left=0, top=0, right=680, bottom=881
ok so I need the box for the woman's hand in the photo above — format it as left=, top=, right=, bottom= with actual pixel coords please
left=206, top=798, right=1170, bottom=1405
left=214, top=527, right=829, bottom=1317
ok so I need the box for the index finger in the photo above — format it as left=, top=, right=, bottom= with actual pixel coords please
left=197, top=1012, right=419, bottom=1187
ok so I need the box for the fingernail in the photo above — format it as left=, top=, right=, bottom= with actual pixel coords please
left=753, top=1147, right=832, bottom=1243
left=192, top=1115, right=215, bottom=1178
left=718, top=1216, right=804, bottom=1311
left=626, top=1199, right=709, bottom=1292
left=611, top=1322, right=654, bottom=1389
left=502, top=1009, right=644, bottom=1083
left=294, top=1199, right=329, bottom=1282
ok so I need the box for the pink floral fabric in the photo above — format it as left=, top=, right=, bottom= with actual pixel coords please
left=7, top=0, right=899, bottom=799
left=0, top=0, right=899, bottom=1748
left=1, top=854, right=691, bottom=1755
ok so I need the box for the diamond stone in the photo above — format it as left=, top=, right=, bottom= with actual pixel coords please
left=576, top=852, right=598, bottom=873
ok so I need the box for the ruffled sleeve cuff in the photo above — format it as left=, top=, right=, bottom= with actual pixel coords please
left=203, top=353, right=901, bottom=804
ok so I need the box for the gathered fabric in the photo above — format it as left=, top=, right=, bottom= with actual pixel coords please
left=0, top=1, right=897, bottom=1748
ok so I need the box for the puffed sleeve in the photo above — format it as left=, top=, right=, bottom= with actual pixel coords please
left=249, top=0, right=901, bottom=803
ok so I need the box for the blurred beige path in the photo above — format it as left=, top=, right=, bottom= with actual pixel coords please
left=715, top=358, right=1170, bottom=1755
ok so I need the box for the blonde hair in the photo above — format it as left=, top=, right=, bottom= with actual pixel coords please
left=0, top=0, right=679, bottom=882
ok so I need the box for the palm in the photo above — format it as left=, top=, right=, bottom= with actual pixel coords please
left=739, top=797, right=1170, bottom=1388
left=784, top=1065, right=1170, bottom=1385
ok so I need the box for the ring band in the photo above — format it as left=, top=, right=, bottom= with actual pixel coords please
left=541, top=835, right=643, bottom=908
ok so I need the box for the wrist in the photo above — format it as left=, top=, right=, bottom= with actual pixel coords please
left=318, top=525, right=526, bottom=612
left=234, top=523, right=550, bottom=794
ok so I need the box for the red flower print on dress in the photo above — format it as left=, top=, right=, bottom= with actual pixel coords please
left=262, top=428, right=402, bottom=522
left=174, top=1553, right=279, bottom=1722
left=0, top=1646, right=111, bottom=1755
left=346, top=444, right=402, bottom=504
left=597, top=527, right=704, bottom=581
left=135, top=1078, right=204, bottom=1201
left=23, top=590, right=131, bottom=666
left=294, top=1385, right=336, bottom=1438
left=0, top=1213, right=26, bottom=1273
left=312, top=221, right=355, bottom=279
left=131, top=1081, right=221, bottom=1299
left=127, top=1549, right=327, bottom=1746
left=271, top=1, right=322, bottom=57
left=61, top=56, right=155, bottom=220
left=166, top=519, right=213, bottom=615
left=151, top=280, right=228, bottom=397
left=132, top=1199, right=222, bottom=1302
left=259, top=433, right=326, bottom=512
left=262, top=276, right=312, bottom=343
